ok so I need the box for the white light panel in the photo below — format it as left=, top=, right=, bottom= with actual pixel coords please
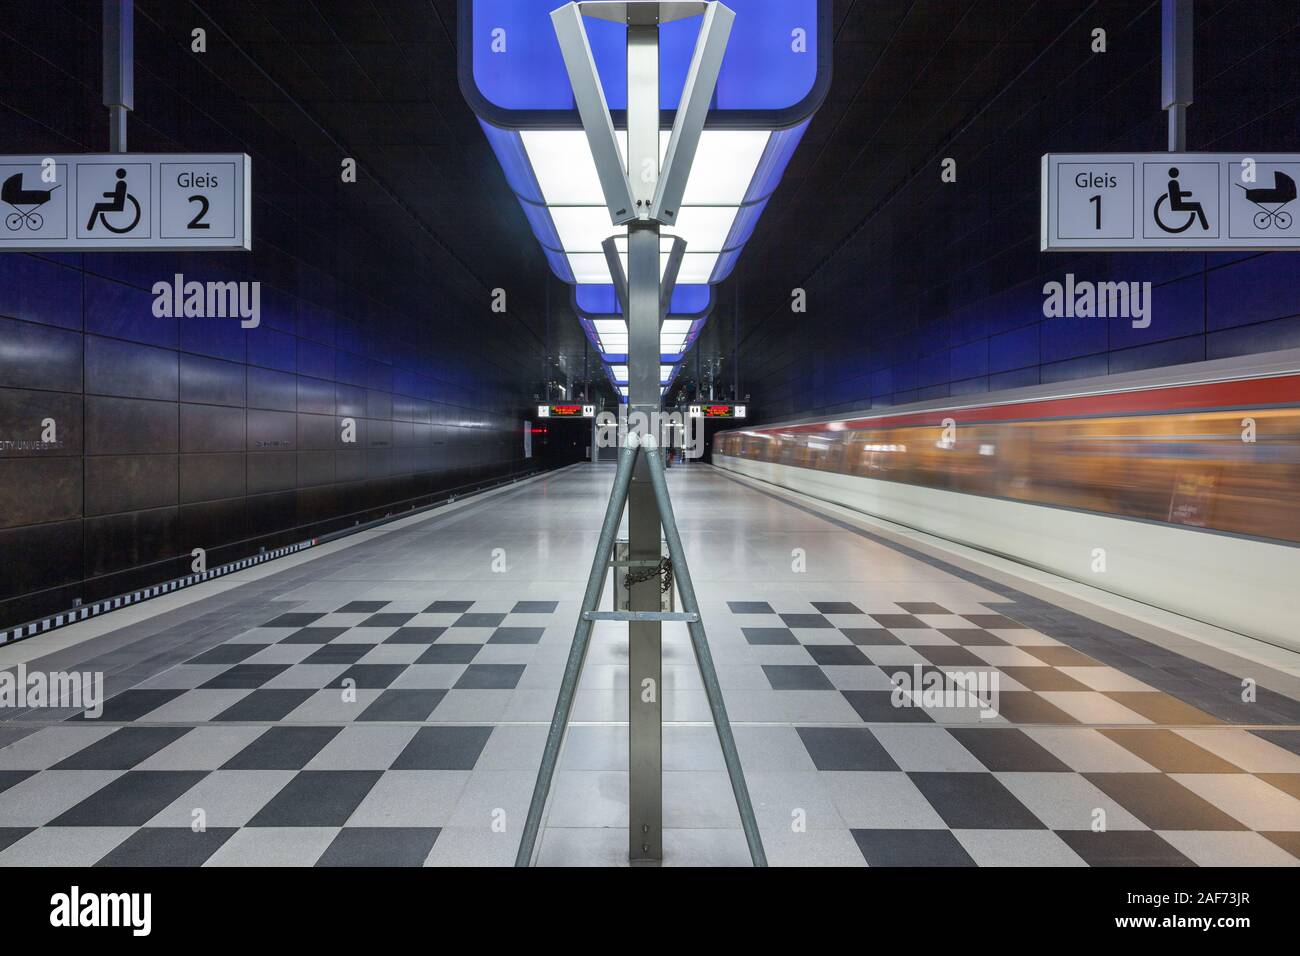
left=521, top=129, right=767, bottom=285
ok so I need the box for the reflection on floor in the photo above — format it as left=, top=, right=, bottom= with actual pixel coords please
left=0, top=465, right=1297, bottom=866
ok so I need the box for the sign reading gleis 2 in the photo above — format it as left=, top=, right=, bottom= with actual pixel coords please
left=1042, top=153, right=1299, bottom=251
left=0, top=153, right=250, bottom=250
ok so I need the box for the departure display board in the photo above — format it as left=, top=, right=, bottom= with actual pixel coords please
left=536, top=404, right=595, bottom=418
left=689, top=404, right=747, bottom=419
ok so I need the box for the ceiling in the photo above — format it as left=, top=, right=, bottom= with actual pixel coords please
left=63, top=0, right=1243, bottom=403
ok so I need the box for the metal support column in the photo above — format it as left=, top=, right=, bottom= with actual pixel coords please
left=103, top=0, right=133, bottom=153
left=528, top=0, right=759, bottom=867
left=625, top=5, right=664, bottom=863
left=1162, top=0, right=1193, bottom=152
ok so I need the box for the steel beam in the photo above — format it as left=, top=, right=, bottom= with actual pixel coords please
left=103, top=0, right=134, bottom=153
left=601, top=236, right=630, bottom=316
left=651, top=2, right=734, bottom=225
left=551, top=2, right=638, bottom=223
left=1162, top=0, right=1193, bottom=152
left=660, top=235, right=687, bottom=321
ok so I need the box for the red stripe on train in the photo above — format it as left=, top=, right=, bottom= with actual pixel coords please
left=746, top=374, right=1300, bottom=434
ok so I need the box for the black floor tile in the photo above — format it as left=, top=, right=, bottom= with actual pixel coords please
left=328, top=665, right=407, bottom=689
left=948, top=728, right=1072, bottom=772
left=51, top=771, right=208, bottom=826
left=304, top=644, right=371, bottom=665
left=909, top=772, right=1045, bottom=829
left=897, top=603, right=950, bottom=615
left=279, top=627, right=350, bottom=645
left=1000, top=667, right=1093, bottom=692
left=841, top=690, right=933, bottom=723
left=961, top=613, right=1026, bottom=629
left=779, top=613, right=833, bottom=629
left=1100, top=730, right=1244, bottom=773
left=316, top=827, right=441, bottom=866
left=512, top=601, right=558, bottom=613
left=186, top=644, right=264, bottom=666
left=264, top=612, right=325, bottom=628
left=842, top=628, right=903, bottom=646
left=1261, top=831, right=1300, bottom=859
left=0, top=771, right=34, bottom=795
left=384, top=627, right=447, bottom=644
left=415, top=643, right=481, bottom=665
left=338, top=601, right=389, bottom=613
left=727, top=601, right=773, bottom=614
left=1085, top=773, right=1248, bottom=830
left=762, top=665, right=834, bottom=690
left=870, top=614, right=927, bottom=629
left=454, top=664, right=525, bottom=690
left=391, top=727, right=493, bottom=770
left=993, top=692, right=1080, bottom=724
left=222, top=726, right=341, bottom=770
left=1103, top=692, right=1220, bottom=725
left=804, top=645, right=870, bottom=666
left=95, top=827, right=237, bottom=866
left=796, top=727, right=899, bottom=771
left=54, top=727, right=192, bottom=770
left=0, top=828, right=33, bottom=853
left=425, top=601, right=474, bottom=613
left=917, top=646, right=987, bottom=667
left=247, top=771, right=381, bottom=826
left=358, top=690, right=446, bottom=722
left=741, top=627, right=797, bottom=645
left=1252, top=730, right=1300, bottom=757
left=851, top=829, right=976, bottom=866
left=360, top=613, right=416, bottom=628
left=488, top=627, right=545, bottom=645
left=939, top=628, right=1007, bottom=646
left=454, top=613, right=506, bottom=628
left=212, top=689, right=314, bottom=721
left=69, top=689, right=185, bottom=721
left=1056, top=830, right=1193, bottom=867
left=1023, top=645, right=1104, bottom=667
left=200, top=664, right=290, bottom=689
left=811, top=602, right=863, bottom=614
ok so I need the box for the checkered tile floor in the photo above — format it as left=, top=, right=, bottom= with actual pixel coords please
left=0, top=466, right=1297, bottom=866
left=725, top=599, right=1300, bottom=866
left=0, top=598, right=558, bottom=866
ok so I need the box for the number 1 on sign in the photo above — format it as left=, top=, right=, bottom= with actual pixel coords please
left=1089, top=194, right=1101, bottom=230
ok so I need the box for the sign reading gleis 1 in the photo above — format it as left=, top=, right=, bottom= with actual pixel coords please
left=0, top=153, right=250, bottom=250
left=1042, top=153, right=1299, bottom=251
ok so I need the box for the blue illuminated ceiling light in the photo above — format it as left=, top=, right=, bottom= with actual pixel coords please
left=458, top=0, right=831, bottom=398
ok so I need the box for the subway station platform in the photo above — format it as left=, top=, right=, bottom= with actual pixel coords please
left=1, top=464, right=1296, bottom=868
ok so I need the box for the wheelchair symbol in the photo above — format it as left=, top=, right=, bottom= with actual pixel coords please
left=85, top=168, right=142, bottom=234
left=1153, top=167, right=1209, bottom=234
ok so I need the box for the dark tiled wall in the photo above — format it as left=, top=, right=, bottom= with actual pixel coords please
left=0, top=250, right=534, bottom=630
left=0, top=4, right=543, bottom=629
left=741, top=0, right=1300, bottom=421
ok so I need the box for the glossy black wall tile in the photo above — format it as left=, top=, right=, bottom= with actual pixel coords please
left=0, top=6, right=542, bottom=630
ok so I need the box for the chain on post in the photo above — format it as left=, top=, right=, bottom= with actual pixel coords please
left=622, top=556, right=673, bottom=596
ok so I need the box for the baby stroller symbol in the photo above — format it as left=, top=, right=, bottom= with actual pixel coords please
left=1236, top=171, right=1295, bottom=230
left=85, top=168, right=141, bottom=234
left=2, top=173, right=61, bottom=231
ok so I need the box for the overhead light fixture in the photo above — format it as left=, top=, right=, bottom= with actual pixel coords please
left=459, top=0, right=831, bottom=400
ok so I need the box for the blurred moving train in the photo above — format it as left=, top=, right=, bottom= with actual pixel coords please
left=713, top=351, right=1300, bottom=651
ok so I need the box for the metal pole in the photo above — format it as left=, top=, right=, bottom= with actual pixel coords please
left=625, top=4, right=664, bottom=864
left=1162, top=0, right=1193, bottom=152
left=642, top=439, right=767, bottom=866
left=103, top=0, right=133, bottom=153
left=515, top=437, right=640, bottom=866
